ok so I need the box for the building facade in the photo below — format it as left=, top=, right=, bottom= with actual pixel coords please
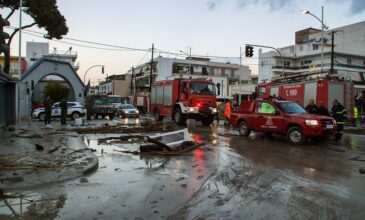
left=98, top=74, right=132, bottom=97
left=0, top=56, right=27, bottom=78
left=258, top=21, right=365, bottom=94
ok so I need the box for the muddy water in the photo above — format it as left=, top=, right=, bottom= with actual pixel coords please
left=1, top=119, right=365, bottom=219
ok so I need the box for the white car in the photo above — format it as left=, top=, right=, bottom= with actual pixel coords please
left=33, top=102, right=86, bottom=121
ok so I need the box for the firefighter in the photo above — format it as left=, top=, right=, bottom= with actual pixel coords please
left=224, top=100, right=231, bottom=126
left=317, top=101, right=329, bottom=116
left=60, top=98, right=67, bottom=124
left=354, top=105, right=359, bottom=127
left=331, top=99, right=346, bottom=142
left=305, top=99, right=319, bottom=114
left=43, top=95, right=53, bottom=127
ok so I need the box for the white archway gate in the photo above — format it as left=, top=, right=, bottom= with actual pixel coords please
left=19, top=58, right=85, bottom=117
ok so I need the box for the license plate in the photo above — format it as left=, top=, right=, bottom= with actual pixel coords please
left=326, top=125, right=334, bottom=129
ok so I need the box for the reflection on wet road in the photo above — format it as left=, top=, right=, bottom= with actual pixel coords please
left=1, top=119, right=365, bottom=219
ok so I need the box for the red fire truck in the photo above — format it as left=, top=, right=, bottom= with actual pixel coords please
left=150, top=78, right=218, bottom=126
left=129, top=95, right=148, bottom=113
left=256, top=79, right=354, bottom=118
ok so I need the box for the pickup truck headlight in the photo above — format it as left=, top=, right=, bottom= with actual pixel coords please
left=135, top=110, right=139, bottom=114
left=305, top=119, right=319, bottom=126
left=211, top=108, right=217, bottom=113
left=123, top=110, right=128, bottom=114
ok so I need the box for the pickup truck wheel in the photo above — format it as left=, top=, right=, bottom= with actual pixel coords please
left=174, top=108, right=186, bottom=125
left=238, top=121, right=251, bottom=136
left=286, top=126, right=305, bottom=144
left=38, top=113, right=45, bottom=121
left=154, top=109, right=163, bottom=122
left=71, top=112, right=81, bottom=120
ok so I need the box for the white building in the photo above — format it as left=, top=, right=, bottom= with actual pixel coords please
left=26, top=42, right=79, bottom=71
left=258, top=21, right=365, bottom=95
left=128, top=56, right=252, bottom=99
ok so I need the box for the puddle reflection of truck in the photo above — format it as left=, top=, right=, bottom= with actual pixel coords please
left=85, top=95, right=117, bottom=120
left=150, top=78, right=218, bottom=126
left=230, top=100, right=337, bottom=144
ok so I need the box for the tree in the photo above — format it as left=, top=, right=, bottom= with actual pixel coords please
left=43, top=81, right=69, bottom=103
left=0, top=0, right=68, bottom=74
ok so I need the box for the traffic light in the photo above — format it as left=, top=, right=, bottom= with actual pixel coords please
left=245, top=45, right=254, bottom=58
left=0, top=15, right=10, bottom=54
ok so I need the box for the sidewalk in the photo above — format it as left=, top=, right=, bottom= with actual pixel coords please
left=0, top=121, right=98, bottom=190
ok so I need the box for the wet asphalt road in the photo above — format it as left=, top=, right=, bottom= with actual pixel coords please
left=1, top=118, right=365, bottom=220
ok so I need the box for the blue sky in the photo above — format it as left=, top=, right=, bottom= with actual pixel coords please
left=2, top=0, right=365, bottom=84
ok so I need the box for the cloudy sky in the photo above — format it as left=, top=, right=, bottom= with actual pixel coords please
left=2, top=0, right=365, bottom=84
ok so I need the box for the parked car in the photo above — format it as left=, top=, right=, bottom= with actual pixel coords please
left=33, top=102, right=86, bottom=121
left=117, top=104, right=139, bottom=118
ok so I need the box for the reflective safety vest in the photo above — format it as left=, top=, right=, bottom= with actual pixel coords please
left=354, top=106, right=359, bottom=119
left=261, top=102, right=276, bottom=114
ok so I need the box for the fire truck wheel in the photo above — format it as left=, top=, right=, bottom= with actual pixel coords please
left=238, top=121, right=251, bottom=136
left=154, top=109, right=163, bottom=122
left=286, top=126, right=305, bottom=145
left=173, top=108, right=186, bottom=125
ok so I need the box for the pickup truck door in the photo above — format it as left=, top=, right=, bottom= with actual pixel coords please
left=254, top=101, right=285, bottom=132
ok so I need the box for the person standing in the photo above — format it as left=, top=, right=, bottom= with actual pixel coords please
left=60, top=98, right=67, bottom=124
left=305, top=99, right=319, bottom=114
left=43, top=95, right=53, bottom=127
left=331, top=99, right=347, bottom=142
left=354, top=105, right=359, bottom=127
left=224, top=100, right=231, bottom=126
left=317, top=101, right=329, bottom=116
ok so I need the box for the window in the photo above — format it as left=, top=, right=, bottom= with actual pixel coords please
left=221, top=68, right=225, bottom=76
left=299, top=45, right=303, bottom=51
left=261, top=61, right=265, bottom=67
left=190, top=83, right=216, bottom=95
left=347, top=58, right=352, bottom=65
left=209, top=68, right=214, bottom=75
left=67, top=103, right=76, bottom=107
left=259, top=86, right=266, bottom=96
left=313, top=44, right=319, bottom=50
left=202, top=67, right=208, bottom=75
left=230, top=69, right=235, bottom=78
left=257, top=102, right=276, bottom=114
left=284, top=61, right=290, bottom=67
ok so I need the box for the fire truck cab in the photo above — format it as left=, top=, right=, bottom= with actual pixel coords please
left=151, top=78, right=218, bottom=126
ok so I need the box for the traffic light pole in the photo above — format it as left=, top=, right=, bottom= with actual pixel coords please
left=247, top=44, right=285, bottom=78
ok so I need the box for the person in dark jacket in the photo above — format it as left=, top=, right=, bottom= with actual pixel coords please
left=60, top=98, right=67, bottom=124
left=43, top=95, right=53, bottom=126
left=331, top=99, right=347, bottom=142
left=305, top=99, right=319, bottom=114
left=317, top=101, right=329, bottom=116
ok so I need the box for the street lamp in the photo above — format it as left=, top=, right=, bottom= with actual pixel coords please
left=179, top=48, right=192, bottom=75
left=83, top=65, right=104, bottom=85
left=301, top=6, right=329, bottom=73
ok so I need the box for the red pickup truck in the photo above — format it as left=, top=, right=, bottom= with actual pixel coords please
left=230, top=100, right=337, bottom=144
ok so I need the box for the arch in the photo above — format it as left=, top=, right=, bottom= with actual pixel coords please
left=19, top=58, right=85, bottom=117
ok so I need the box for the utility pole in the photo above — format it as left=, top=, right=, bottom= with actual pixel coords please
left=149, top=43, right=154, bottom=93
left=239, top=47, right=242, bottom=103
left=330, top=30, right=335, bottom=75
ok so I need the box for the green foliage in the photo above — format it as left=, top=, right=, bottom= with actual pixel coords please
left=43, top=81, right=69, bottom=103
left=1, top=0, right=68, bottom=40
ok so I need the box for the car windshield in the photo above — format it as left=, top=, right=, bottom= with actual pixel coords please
left=120, top=104, right=135, bottom=109
left=108, top=97, right=121, bottom=103
left=275, top=102, right=306, bottom=114
left=95, top=99, right=109, bottom=105
left=190, top=82, right=216, bottom=95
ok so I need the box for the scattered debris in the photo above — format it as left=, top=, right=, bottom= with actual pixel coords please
left=359, top=169, right=365, bottom=174
left=79, top=177, right=88, bottom=183
left=350, top=157, right=365, bottom=162
left=74, top=121, right=176, bottom=134
left=98, top=135, right=144, bottom=144
left=326, top=147, right=345, bottom=153
left=48, top=145, right=63, bottom=154
left=14, top=133, right=42, bottom=138
left=113, top=149, right=139, bottom=155
left=36, top=144, right=44, bottom=151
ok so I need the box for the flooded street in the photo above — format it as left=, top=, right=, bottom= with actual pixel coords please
left=1, top=119, right=365, bottom=219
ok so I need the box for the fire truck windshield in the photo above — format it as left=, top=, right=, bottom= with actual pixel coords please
left=275, top=102, right=306, bottom=114
left=190, top=82, right=215, bottom=95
